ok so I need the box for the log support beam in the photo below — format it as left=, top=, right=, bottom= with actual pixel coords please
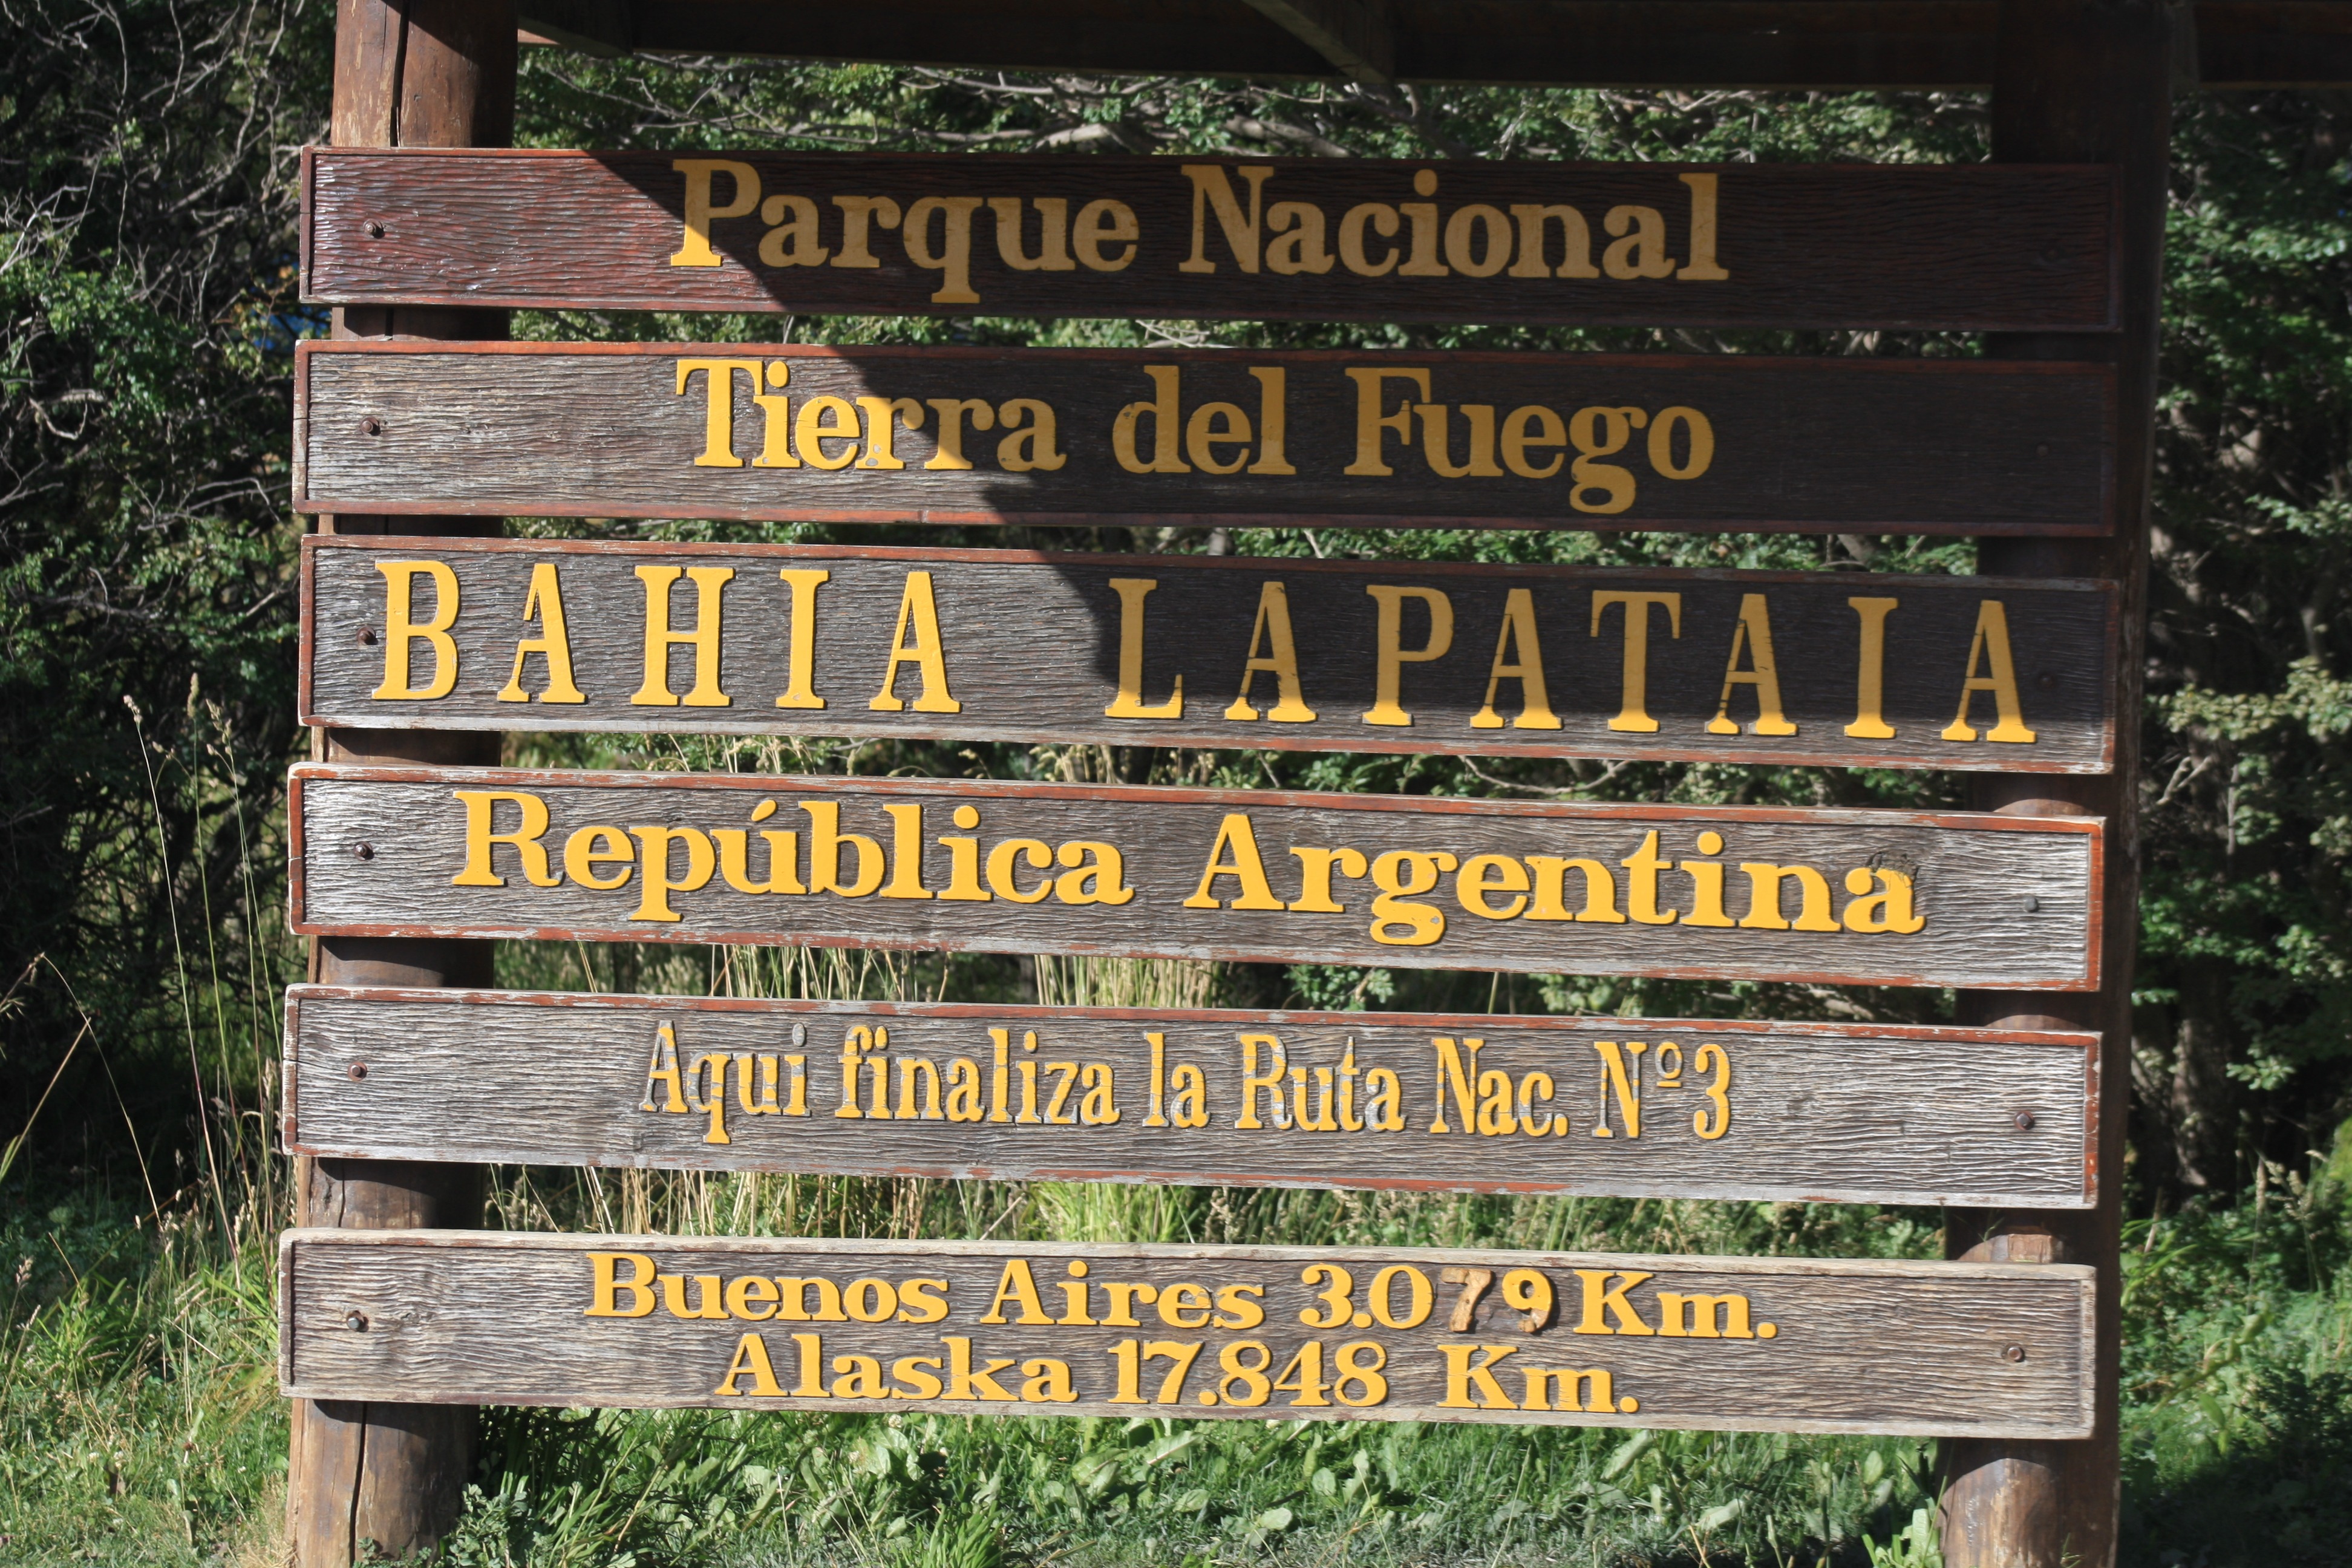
left=1944, top=2, right=2176, bottom=1564
left=287, top=1, right=515, bottom=1564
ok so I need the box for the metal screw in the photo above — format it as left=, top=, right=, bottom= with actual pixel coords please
left=346, top=1312, right=369, bottom=1332
left=358, top=626, right=377, bottom=645
left=361, top=416, right=383, bottom=436
left=349, top=1061, right=370, bottom=1081
left=2025, top=895, right=2040, bottom=912
left=353, top=841, right=374, bottom=860
left=2002, top=1344, right=2026, bottom=1362
left=2014, top=1109, right=2036, bottom=1131
left=2036, top=671, right=2057, bottom=690
left=364, top=220, right=385, bottom=239
left=2035, top=443, right=2050, bottom=457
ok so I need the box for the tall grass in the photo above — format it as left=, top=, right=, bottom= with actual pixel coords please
left=7, top=717, right=2351, bottom=1564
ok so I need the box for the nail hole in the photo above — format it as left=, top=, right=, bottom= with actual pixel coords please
left=361, top=417, right=383, bottom=436
left=364, top=220, right=385, bottom=239
left=349, top=1061, right=370, bottom=1081
left=2014, top=1109, right=2036, bottom=1131
left=2002, top=1344, right=2026, bottom=1362
left=358, top=626, right=378, bottom=645
left=353, top=841, right=374, bottom=860
left=2036, top=443, right=2050, bottom=457
left=346, top=1312, right=369, bottom=1332
left=2036, top=671, right=2056, bottom=690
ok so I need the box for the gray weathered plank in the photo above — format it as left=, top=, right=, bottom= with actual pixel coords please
left=287, top=765, right=2103, bottom=990
left=301, top=537, right=2118, bottom=774
left=299, top=148, right=2117, bottom=330
left=279, top=1229, right=2097, bottom=1437
left=284, top=985, right=2100, bottom=1207
left=293, top=342, right=2114, bottom=537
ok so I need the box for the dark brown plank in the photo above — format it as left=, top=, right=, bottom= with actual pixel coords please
left=279, top=1228, right=2096, bottom=1437
left=301, top=537, right=2117, bottom=774
left=293, top=344, right=2115, bottom=537
left=284, top=985, right=2101, bottom=1207
left=301, top=149, right=2116, bottom=330
left=515, top=1, right=2352, bottom=91
left=286, top=765, right=2103, bottom=990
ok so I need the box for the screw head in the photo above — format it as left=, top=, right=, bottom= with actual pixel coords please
left=348, top=1061, right=369, bottom=1081
left=2036, top=443, right=2050, bottom=457
left=2002, top=1344, right=2026, bottom=1362
left=2036, top=671, right=2056, bottom=690
left=360, top=416, right=383, bottom=436
left=2014, top=1109, right=2036, bottom=1131
left=2025, top=895, right=2041, bottom=912
left=345, top=1311, right=370, bottom=1332
left=364, top=220, right=385, bottom=239
left=353, top=841, right=374, bottom=860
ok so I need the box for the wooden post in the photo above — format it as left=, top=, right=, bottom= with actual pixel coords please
left=287, top=1, right=515, bottom=1564
left=1942, top=2, right=2177, bottom=1564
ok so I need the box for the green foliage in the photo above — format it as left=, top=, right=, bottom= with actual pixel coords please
left=0, top=0, right=323, bottom=1184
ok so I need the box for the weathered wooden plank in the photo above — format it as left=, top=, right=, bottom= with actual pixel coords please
left=300, top=148, right=2117, bottom=330
left=292, top=343, right=2115, bottom=537
left=301, top=537, right=2117, bottom=774
left=278, top=1229, right=2096, bottom=1437
left=509, top=0, right=2352, bottom=92
left=284, top=985, right=2101, bottom=1207
left=286, top=765, right=2103, bottom=990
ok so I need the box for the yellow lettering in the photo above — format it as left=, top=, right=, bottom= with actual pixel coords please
left=668, top=159, right=758, bottom=267
left=1104, top=578, right=1183, bottom=719
left=1178, top=163, right=1275, bottom=273
left=1362, top=585, right=1453, bottom=727
left=584, top=1252, right=657, bottom=1317
left=1942, top=601, right=2037, bottom=743
left=630, top=564, right=733, bottom=708
left=1846, top=596, right=1899, bottom=739
left=371, top=561, right=460, bottom=701
left=1707, top=593, right=1797, bottom=736
left=1591, top=591, right=1681, bottom=732
left=1470, top=588, right=1560, bottom=730
left=1343, top=367, right=1430, bottom=477
left=1225, top=582, right=1316, bottom=723
left=901, top=195, right=982, bottom=303
left=1184, top=813, right=1284, bottom=910
left=452, top=789, right=559, bottom=888
left=869, top=571, right=961, bottom=714
left=495, top=562, right=585, bottom=704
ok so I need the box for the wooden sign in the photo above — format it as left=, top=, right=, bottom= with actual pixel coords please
left=292, top=343, right=2114, bottom=537
left=299, top=148, right=2118, bottom=331
left=279, top=1229, right=2095, bottom=1437
left=287, top=765, right=2102, bottom=990
left=285, top=985, right=2102, bottom=1209
left=302, top=537, right=2117, bottom=774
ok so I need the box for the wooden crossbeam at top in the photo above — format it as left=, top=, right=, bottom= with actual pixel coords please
left=515, top=0, right=2352, bottom=90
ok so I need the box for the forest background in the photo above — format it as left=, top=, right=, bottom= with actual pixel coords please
left=6, top=0, right=2352, bottom=1563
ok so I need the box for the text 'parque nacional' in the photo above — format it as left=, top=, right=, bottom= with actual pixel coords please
left=279, top=1232, right=2096, bottom=1437
left=287, top=766, right=2102, bottom=988
left=301, top=149, right=2118, bottom=330
left=304, top=538, right=2117, bottom=773
left=294, top=344, right=2114, bottom=535
left=285, top=987, right=2102, bottom=1207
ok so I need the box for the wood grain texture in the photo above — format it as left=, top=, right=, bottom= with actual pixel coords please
left=278, top=1228, right=2096, bottom=1437
left=299, top=148, right=2116, bottom=330
left=292, top=342, right=2115, bottom=537
left=300, top=536, right=2118, bottom=773
left=283, top=985, right=2100, bottom=1207
left=286, top=765, right=2103, bottom=990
